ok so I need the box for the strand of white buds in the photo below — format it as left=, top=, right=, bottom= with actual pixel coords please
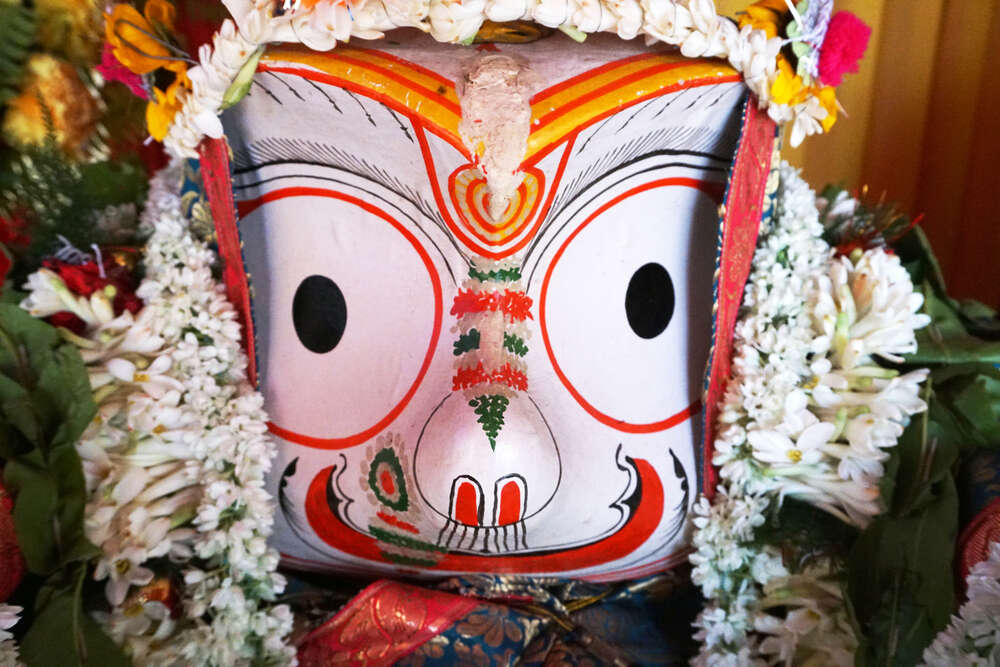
left=19, top=163, right=294, bottom=666
left=753, top=562, right=858, bottom=666
left=691, top=162, right=930, bottom=663
left=0, top=604, right=22, bottom=667
left=922, top=539, right=1000, bottom=666
left=163, top=0, right=832, bottom=157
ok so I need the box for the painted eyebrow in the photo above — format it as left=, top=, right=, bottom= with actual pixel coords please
left=227, top=139, right=462, bottom=286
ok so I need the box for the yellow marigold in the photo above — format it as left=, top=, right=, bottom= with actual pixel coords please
left=35, top=0, right=103, bottom=65
left=738, top=0, right=788, bottom=39
left=817, top=86, right=838, bottom=132
left=105, top=3, right=184, bottom=76
left=1, top=53, right=99, bottom=156
left=769, top=56, right=807, bottom=106
left=143, top=0, right=176, bottom=32
left=146, top=76, right=187, bottom=141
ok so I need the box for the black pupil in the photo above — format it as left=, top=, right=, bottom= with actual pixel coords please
left=625, top=262, right=674, bottom=339
left=293, top=275, right=347, bottom=353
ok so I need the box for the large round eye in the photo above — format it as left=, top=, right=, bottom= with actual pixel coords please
left=539, top=179, right=718, bottom=431
left=239, top=189, right=443, bottom=448
left=292, top=275, right=348, bottom=353
left=625, top=262, right=675, bottom=339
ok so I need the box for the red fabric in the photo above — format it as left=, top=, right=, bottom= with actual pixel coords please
left=0, top=481, right=25, bottom=602
left=297, top=580, right=478, bottom=666
left=197, top=137, right=257, bottom=384
left=957, top=497, right=1000, bottom=591
left=701, top=100, right=776, bottom=498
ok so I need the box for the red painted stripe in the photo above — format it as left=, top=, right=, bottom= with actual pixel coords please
left=376, top=511, right=420, bottom=535
left=539, top=177, right=719, bottom=433
left=239, top=186, right=443, bottom=450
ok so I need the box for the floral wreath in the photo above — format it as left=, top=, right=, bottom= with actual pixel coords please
left=2, top=1, right=999, bottom=666
left=106, top=0, right=872, bottom=156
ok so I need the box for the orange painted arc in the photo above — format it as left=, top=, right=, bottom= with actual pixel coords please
left=257, top=46, right=739, bottom=169
left=417, top=123, right=574, bottom=260
left=449, top=165, right=544, bottom=244
left=238, top=186, right=443, bottom=450
left=538, top=177, right=722, bottom=433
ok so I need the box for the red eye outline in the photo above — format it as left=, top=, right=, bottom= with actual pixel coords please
left=539, top=177, right=721, bottom=433
left=239, top=186, right=443, bottom=449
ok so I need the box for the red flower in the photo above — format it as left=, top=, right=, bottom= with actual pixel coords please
left=0, top=210, right=31, bottom=289
left=41, top=256, right=143, bottom=331
left=0, top=481, right=25, bottom=602
left=818, top=11, right=872, bottom=86
left=95, top=42, right=148, bottom=99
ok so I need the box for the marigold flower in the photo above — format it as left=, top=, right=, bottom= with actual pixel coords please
left=0, top=53, right=99, bottom=155
left=769, top=57, right=807, bottom=107
left=146, top=76, right=188, bottom=142
left=143, top=0, right=176, bottom=31
left=104, top=3, right=180, bottom=76
left=816, top=85, right=838, bottom=132
left=738, top=0, right=787, bottom=39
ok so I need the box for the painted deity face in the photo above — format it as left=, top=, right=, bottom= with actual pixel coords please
left=222, top=32, right=747, bottom=581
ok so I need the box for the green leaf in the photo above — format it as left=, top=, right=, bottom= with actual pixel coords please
left=4, top=459, right=60, bottom=574
left=923, top=364, right=1000, bottom=451
left=220, top=45, right=264, bottom=110
left=0, top=4, right=35, bottom=108
left=19, top=585, right=130, bottom=667
left=0, top=305, right=98, bottom=574
left=848, top=474, right=958, bottom=666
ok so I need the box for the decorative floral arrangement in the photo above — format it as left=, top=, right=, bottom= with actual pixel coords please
left=98, top=0, right=872, bottom=157
left=924, top=540, right=1000, bottom=665
left=691, top=161, right=930, bottom=664
left=3, top=1, right=1000, bottom=665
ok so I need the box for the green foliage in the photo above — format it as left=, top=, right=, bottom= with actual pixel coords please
left=0, top=144, right=148, bottom=283
left=896, top=227, right=1000, bottom=451
left=849, top=412, right=959, bottom=667
left=0, top=304, right=97, bottom=573
left=19, top=574, right=130, bottom=667
left=221, top=46, right=264, bottom=110
left=0, top=304, right=127, bottom=666
left=844, top=225, right=999, bottom=665
left=756, top=497, right=859, bottom=565
left=0, top=3, right=35, bottom=108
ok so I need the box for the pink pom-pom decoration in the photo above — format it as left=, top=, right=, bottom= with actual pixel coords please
left=818, top=11, right=872, bottom=87
left=96, top=42, right=148, bottom=99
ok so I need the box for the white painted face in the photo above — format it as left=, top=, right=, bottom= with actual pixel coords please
left=222, top=32, right=746, bottom=580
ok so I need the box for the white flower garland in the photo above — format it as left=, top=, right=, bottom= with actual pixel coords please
left=922, top=540, right=1000, bottom=666
left=163, top=0, right=831, bottom=158
left=10, top=163, right=935, bottom=665
left=690, top=162, right=930, bottom=665
left=20, top=163, right=294, bottom=665
left=0, top=605, right=21, bottom=667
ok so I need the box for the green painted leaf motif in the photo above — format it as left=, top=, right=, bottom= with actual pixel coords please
left=469, top=394, right=509, bottom=450
left=221, top=46, right=265, bottom=110
left=453, top=329, right=481, bottom=356
left=368, top=447, right=409, bottom=512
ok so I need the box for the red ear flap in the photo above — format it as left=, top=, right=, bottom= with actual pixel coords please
left=197, top=136, right=257, bottom=384
left=701, top=99, right=777, bottom=500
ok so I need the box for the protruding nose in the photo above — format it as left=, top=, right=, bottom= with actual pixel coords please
left=413, top=392, right=560, bottom=529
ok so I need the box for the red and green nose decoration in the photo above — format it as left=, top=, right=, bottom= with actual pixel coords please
left=450, top=259, right=531, bottom=450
